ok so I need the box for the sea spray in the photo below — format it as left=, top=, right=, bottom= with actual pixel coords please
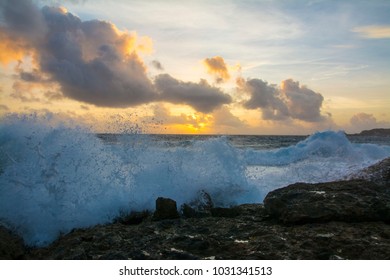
left=0, top=115, right=136, bottom=246
left=0, top=115, right=254, bottom=246
left=244, top=130, right=386, bottom=166
left=244, top=130, right=390, bottom=194
left=1, top=115, right=390, bottom=246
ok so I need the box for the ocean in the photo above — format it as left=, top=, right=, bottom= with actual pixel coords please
left=1, top=115, right=390, bottom=247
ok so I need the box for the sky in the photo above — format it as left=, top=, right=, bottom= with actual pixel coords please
left=1, top=0, right=389, bottom=134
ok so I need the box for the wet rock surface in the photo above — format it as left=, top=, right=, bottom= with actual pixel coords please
left=2, top=158, right=390, bottom=260
left=264, top=180, right=390, bottom=224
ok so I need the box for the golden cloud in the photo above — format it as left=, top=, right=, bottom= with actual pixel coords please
left=0, top=29, right=31, bottom=64
left=203, top=56, right=231, bottom=83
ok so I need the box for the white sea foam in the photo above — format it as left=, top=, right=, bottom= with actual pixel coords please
left=1, top=115, right=389, bottom=246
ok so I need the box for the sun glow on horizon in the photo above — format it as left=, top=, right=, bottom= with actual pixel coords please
left=0, top=0, right=389, bottom=135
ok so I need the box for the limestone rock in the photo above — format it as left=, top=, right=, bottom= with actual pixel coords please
left=264, top=180, right=390, bottom=224
left=153, top=197, right=179, bottom=220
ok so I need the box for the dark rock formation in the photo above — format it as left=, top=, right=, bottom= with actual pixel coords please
left=0, top=226, right=26, bottom=260
left=153, top=197, right=180, bottom=220
left=26, top=204, right=390, bottom=260
left=264, top=180, right=390, bottom=224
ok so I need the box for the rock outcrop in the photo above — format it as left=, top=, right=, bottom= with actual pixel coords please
left=263, top=180, right=390, bottom=224
left=153, top=197, right=180, bottom=220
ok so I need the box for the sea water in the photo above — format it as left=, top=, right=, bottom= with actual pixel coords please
left=1, top=114, right=390, bottom=246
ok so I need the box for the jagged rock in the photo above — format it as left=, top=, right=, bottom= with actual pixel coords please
left=181, top=190, right=213, bottom=218
left=264, top=180, right=390, bottom=224
left=0, top=226, right=26, bottom=259
left=153, top=197, right=179, bottom=220
left=348, top=157, right=390, bottom=186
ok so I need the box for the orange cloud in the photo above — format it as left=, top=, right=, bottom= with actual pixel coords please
left=0, top=29, right=31, bottom=64
left=203, top=56, right=231, bottom=83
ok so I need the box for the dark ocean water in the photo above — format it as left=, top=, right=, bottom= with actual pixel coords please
left=1, top=116, right=390, bottom=246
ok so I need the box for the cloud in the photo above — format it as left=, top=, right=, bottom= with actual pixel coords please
left=241, top=78, right=289, bottom=120
left=155, top=74, right=232, bottom=113
left=281, top=79, right=325, bottom=122
left=10, top=81, right=41, bottom=102
left=0, top=104, right=10, bottom=111
left=239, top=78, right=326, bottom=122
left=203, top=56, right=231, bottom=83
left=151, top=60, right=164, bottom=71
left=348, top=112, right=390, bottom=133
left=350, top=113, right=377, bottom=128
left=1, top=0, right=234, bottom=113
left=44, top=90, right=64, bottom=101
left=1, top=0, right=157, bottom=107
left=212, top=106, right=247, bottom=129
left=19, top=69, right=46, bottom=83
left=0, top=0, right=47, bottom=43
left=0, top=28, right=32, bottom=64
left=352, top=25, right=390, bottom=39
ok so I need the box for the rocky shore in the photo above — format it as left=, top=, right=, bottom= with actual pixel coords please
left=1, top=158, right=389, bottom=260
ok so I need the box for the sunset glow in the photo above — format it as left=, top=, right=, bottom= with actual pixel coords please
left=1, top=0, right=389, bottom=134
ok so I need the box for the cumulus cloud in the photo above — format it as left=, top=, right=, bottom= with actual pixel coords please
left=1, top=0, right=157, bottom=107
left=281, top=79, right=325, bottom=122
left=203, top=56, right=231, bottom=83
left=155, top=74, right=232, bottom=113
left=1, top=0, right=235, bottom=113
left=241, top=78, right=289, bottom=120
left=239, top=78, right=326, bottom=122
left=350, top=113, right=377, bottom=128
left=348, top=112, right=390, bottom=132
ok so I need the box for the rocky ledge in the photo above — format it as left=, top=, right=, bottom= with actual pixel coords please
left=1, top=158, right=390, bottom=260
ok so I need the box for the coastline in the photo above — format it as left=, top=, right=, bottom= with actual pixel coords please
left=1, top=157, right=389, bottom=260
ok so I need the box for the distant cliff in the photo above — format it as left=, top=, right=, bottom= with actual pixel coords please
left=350, top=128, right=390, bottom=137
